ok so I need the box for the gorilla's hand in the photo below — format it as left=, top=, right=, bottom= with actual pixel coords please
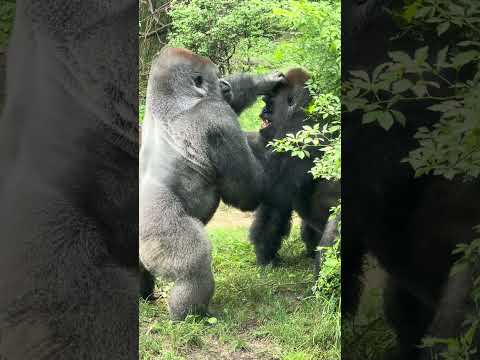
left=255, top=71, right=287, bottom=95
left=220, top=79, right=233, bottom=104
left=245, top=131, right=267, bottom=162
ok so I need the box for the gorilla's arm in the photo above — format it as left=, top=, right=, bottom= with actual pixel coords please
left=207, top=125, right=265, bottom=211
left=314, top=215, right=339, bottom=277
left=262, top=154, right=313, bottom=209
left=250, top=204, right=293, bottom=265
left=224, top=72, right=285, bottom=115
left=245, top=131, right=267, bottom=162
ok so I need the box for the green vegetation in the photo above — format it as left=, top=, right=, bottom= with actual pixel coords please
left=0, top=0, right=15, bottom=49
left=343, top=1, right=480, bottom=358
left=139, top=1, right=340, bottom=358
left=140, top=225, right=339, bottom=360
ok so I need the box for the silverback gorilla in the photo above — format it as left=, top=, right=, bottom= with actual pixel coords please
left=0, top=1, right=138, bottom=358
left=139, top=48, right=286, bottom=320
left=248, top=69, right=340, bottom=272
left=343, top=1, right=480, bottom=359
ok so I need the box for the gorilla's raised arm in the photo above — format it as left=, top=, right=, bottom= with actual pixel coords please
left=245, top=131, right=267, bottom=162
left=223, top=72, right=286, bottom=115
left=206, top=114, right=266, bottom=211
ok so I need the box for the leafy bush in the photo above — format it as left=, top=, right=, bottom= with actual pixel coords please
left=343, top=1, right=480, bottom=358
left=314, top=204, right=341, bottom=302
left=167, top=0, right=288, bottom=74
left=0, top=0, right=15, bottom=49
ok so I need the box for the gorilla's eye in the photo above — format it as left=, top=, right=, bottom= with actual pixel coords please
left=287, top=96, right=294, bottom=106
left=194, top=75, right=203, bottom=88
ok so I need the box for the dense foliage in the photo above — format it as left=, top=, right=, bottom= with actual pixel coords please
left=0, top=0, right=15, bottom=49
left=343, top=1, right=480, bottom=358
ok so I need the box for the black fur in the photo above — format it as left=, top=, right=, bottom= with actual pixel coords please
left=343, top=2, right=480, bottom=359
left=248, top=69, right=340, bottom=268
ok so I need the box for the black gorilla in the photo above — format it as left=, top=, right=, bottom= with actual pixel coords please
left=343, top=1, right=480, bottom=359
left=139, top=47, right=285, bottom=320
left=248, top=69, right=340, bottom=270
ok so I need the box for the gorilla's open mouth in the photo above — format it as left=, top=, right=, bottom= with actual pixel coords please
left=260, top=116, right=271, bottom=129
left=260, top=108, right=273, bottom=129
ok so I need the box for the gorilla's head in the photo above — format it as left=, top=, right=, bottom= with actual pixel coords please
left=148, top=47, right=231, bottom=104
left=343, top=0, right=395, bottom=62
left=259, top=68, right=311, bottom=142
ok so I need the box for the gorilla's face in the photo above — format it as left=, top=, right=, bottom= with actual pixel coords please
left=259, top=70, right=311, bottom=142
left=259, top=88, right=289, bottom=142
left=149, top=48, right=229, bottom=104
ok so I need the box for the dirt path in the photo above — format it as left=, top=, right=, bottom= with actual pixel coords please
left=207, top=203, right=255, bottom=229
left=207, top=202, right=301, bottom=230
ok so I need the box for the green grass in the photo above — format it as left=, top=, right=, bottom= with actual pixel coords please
left=140, top=226, right=340, bottom=360
left=342, top=261, right=396, bottom=360
left=238, top=99, right=264, bottom=131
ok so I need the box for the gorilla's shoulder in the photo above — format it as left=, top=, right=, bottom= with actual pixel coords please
left=188, top=99, right=238, bottom=127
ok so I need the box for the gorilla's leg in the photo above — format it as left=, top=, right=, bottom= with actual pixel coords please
left=168, top=269, right=215, bottom=321
left=301, top=221, right=321, bottom=258
left=140, top=262, right=156, bottom=300
left=314, top=216, right=339, bottom=277
left=383, top=278, right=435, bottom=360
left=418, top=264, right=478, bottom=360
left=341, top=237, right=366, bottom=317
left=140, top=190, right=214, bottom=320
left=250, top=204, right=292, bottom=266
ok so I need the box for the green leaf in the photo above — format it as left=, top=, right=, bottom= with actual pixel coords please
left=207, top=317, right=218, bottom=324
left=392, top=79, right=413, bottom=93
left=372, top=63, right=390, bottom=82
left=388, top=51, right=412, bottom=65
left=362, top=111, right=382, bottom=124
left=414, top=46, right=429, bottom=64
left=436, top=46, right=449, bottom=69
left=436, top=22, right=450, bottom=36
left=412, top=84, right=428, bottom=97
left=378, top=111, right=395, bottom=131
left=391, top=110, right=406, bottom=126
left=349, top=70, right=370, bottom=83
left=451, top=50, right=480, bottom=68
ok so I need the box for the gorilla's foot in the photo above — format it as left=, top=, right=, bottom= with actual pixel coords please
left=305, top=247, right=317, bottom=259
left=167, top=276, right=214, bottom=321
left=140, top=268, right=156, bottom=300
left=256, top=253, right=281, bottom=266
left=168, top=304, right=210, bottom=322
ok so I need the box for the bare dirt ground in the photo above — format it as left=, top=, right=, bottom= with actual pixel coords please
left=207, top=203, right=256, bottom=229
left=207, top=202, right=300, bottom=230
